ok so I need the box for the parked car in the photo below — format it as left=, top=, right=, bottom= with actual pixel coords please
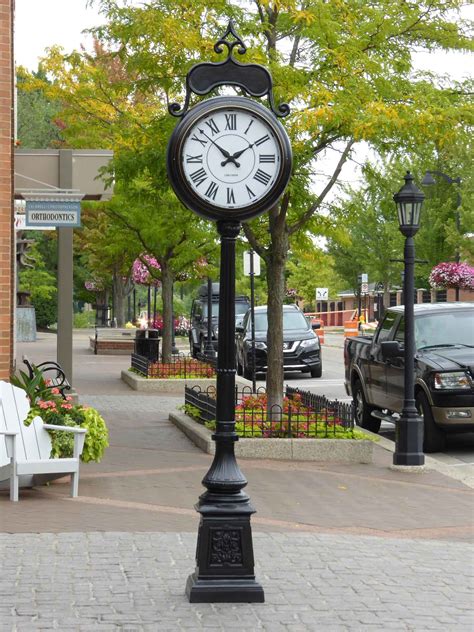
left=344, top=302, right=474, bottom=452
left=235, top=304, right=322, bottom=379
left=189, top=282, right=250, bottom=358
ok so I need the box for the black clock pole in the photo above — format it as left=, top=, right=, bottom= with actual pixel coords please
left=186, top=219, right=264, bottom=602
left=167, top=21, right=292, bottom=604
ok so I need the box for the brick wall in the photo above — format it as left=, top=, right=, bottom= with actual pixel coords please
left=0, top=0, right=13, bottom=380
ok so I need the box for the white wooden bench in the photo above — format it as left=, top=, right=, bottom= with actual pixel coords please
left=91, top=327, right=136, bottom=355
left=0, top=381, right=87, bottom=501
left=22, top=355, right=71, bottom=399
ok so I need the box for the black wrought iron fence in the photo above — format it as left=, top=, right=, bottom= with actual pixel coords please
left=183, top=385, right=356, bottom=438
left=131, top=352, right=216, bottom=379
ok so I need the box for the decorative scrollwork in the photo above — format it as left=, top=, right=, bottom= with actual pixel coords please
left=214, top=20, right=247, bottom=59
left=168, top=21, right=290, bottom=119
left=210, top=528, right=243, bottom=566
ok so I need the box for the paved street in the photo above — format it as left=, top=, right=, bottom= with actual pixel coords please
left=0, top=331, right=472, bottom=630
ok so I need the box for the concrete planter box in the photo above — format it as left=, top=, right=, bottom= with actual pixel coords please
left=121, top=370, right=218, bottom=393
left=122, top=370, right=252, bottom=393
left=169, top=411, right=373, bottom=463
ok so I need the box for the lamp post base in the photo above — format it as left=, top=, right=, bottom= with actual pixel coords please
left=186, top=574, right=265, bottom=603
left=393, top=409, right=425, bottom=466
left=185, top=497, right=264, bottom=603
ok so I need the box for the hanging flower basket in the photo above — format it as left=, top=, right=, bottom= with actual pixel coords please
left=84, top=280, right=103, bottom=292
left=429, top=262, right=474, bottom=291
left=132, top=255, right=161, bottom=286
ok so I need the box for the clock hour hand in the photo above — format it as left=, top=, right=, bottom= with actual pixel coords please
left=221, top=141, right=255, bottom=166
left=198, top=129, right=240, bottom=166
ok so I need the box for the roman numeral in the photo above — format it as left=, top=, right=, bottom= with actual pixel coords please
left=255, top=134, right=270, bottom=146
left=244, top=119, right=254, bottom=135
left=205, top=181, right=219, bottom=200
left=253, top=169, right=271, bottom=185
left=205, top=118, right=220, bottom=135
left=186, top=154, right=203, bottom=164
left=246, top=185, right=256, bottom=199
left=189, top=167, right=207, bottom=187
left=259, top=154, right=275, bottom=163
left=226, top=188, right=235, bottom=205
left=225, top=114, right=237, bottom=130
left=191, top=133, right=208, bottom=147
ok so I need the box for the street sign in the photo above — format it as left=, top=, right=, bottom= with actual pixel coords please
left=361, top=282, right=369, bottom=293
left=361, top=273, right=368, bottom=283
left=316, top=287, right=329, bottom=300
left=25, top=199, right=82, bottom=228
left=243, top=251, right=261, bottom=276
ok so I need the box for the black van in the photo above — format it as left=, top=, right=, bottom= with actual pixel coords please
left=189, top=282, right=250, bottom=358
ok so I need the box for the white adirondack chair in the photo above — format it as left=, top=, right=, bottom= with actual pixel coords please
left=0, top=381, right=87, bottom=501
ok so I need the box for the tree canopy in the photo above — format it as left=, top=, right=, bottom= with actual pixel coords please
left=19, top=0, right=473, bottom=408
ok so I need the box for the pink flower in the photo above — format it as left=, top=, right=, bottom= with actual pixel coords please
left=61, top=403, right=72, bottom=410
left=429, top=262, right=474, bottom=290
left=132, top=255, right=161, bottom=286
left=51, top=387, right=60, bottom=395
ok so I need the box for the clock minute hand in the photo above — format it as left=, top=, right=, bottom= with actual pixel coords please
left=198, top=128, right=239, bottom=165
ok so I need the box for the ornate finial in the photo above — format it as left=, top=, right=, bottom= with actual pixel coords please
left=214, top=20, right=247, bottom=59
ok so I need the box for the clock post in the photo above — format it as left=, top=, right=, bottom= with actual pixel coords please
left=167, top=22, right=292, bottom=603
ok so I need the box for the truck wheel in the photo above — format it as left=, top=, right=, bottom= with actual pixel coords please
left=415, top=391, right=446, bottom=453
left=353, top=380, right=381, bottom=433
left=243, top=360, right=253, bottom=381
left=236, top=353, right=243, bottom=376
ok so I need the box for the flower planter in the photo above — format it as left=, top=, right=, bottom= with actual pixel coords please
left=169, top=411, right=374, bottom=464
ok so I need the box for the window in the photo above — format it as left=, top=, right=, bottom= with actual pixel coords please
left=376, top=311, right=398, bottom=343
left=394, top=318, right=405, bottom=343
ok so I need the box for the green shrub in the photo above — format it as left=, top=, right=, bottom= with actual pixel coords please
left=74, top=311, right=95, bottom=328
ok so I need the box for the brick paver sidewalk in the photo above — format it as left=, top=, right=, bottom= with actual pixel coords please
left=0, top=332, right=472, bottom=630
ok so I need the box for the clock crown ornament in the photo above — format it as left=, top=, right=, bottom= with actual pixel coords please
left=168, top=20, right=289, bottom=119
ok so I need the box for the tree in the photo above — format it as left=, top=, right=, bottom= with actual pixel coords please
left=16, top=66, right=64, bottom=148
left=26, top=0, right=473, bottom=412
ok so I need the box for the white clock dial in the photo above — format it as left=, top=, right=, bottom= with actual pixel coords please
left=181, top=107, right=282, bottom=210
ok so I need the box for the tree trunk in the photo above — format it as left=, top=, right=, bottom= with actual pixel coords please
left=265, top=212, right=289, bottom=419
left=112, top=269, right=131, bottom=327
left=161, top=263, right=173, bottom=362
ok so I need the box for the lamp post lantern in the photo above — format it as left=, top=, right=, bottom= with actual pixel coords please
left=167, top=22, right=292, bottom=602
left=422, top=170, right=462, bottom=300
left=392, top=171, right=425, bottom=466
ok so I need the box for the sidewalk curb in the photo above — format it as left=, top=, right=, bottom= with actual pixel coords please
left=361, top=427, right=474, bottom=488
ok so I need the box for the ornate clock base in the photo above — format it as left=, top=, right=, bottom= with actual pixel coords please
left=185, top=501, right=264, bottom=603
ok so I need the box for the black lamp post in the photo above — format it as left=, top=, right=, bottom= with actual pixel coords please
left=422, top=170, right=462, bottom=300
left=393, top=171, right=425, bottom=466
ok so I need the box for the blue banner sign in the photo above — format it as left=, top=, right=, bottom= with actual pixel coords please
left=25, top=200, right=82, bottom=228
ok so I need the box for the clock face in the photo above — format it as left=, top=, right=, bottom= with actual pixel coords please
left=181, top=106, right=281, bottom=210
left=167, top=97, right=292, bottom=221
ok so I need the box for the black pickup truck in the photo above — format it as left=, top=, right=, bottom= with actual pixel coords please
left=344, top=303, right=474, bottom=452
